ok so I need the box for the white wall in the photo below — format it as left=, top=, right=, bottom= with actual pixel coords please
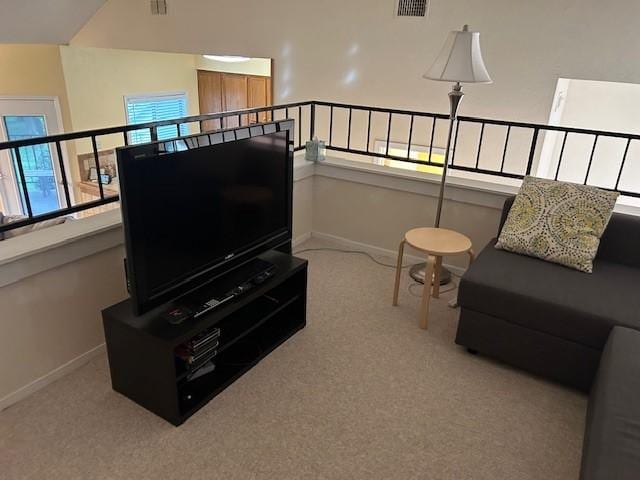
left=538, top=79, right=640, bottom=193
left=313, top=174, right=503, bottom=270
left=69, top=0, right=640, bottom=187
left=72, top=0, right=640, bottom=124
left=0, top=243, right=127, bottom=407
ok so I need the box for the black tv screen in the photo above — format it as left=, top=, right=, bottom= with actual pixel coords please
left=117, top=129, right=292, bottom=314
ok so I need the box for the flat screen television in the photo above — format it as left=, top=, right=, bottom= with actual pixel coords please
left=117, top=125, right=293, bottom=315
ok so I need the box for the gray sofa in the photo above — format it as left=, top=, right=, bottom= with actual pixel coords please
left=457, top=196, right=640, bottom=391
left=581, top=326, right=640, bottom=479
left=456, top=196, right=640, bottom=479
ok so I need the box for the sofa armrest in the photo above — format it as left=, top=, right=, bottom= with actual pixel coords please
left=597, top=213, right=640, bottom=269
left=497, top=196, right=515, bottom=237
left=580, top=326, right=640, bottom=479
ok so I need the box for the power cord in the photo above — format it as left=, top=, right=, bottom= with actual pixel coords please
left=294, top=246, right=462, bottom=298
left=294, top=247, right=413, bottom=269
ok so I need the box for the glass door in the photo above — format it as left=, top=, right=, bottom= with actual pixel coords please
left=0, top=98, right=66, bottom=216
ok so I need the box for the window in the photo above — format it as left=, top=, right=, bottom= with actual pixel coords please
left=538, top=78, right=640, bottom=193
left=0, top=98, right=65, bottom=217
left=125, top=92, right=189, bottom=144
left=373, top=140, right=445, bottom=175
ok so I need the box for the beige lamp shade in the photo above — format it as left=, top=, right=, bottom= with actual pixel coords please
left=423, top=25, right=492, bottom=84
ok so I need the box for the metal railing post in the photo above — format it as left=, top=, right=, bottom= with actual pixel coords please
left=310, top=102, right=316, bottom=140
left=525, top=128, right=540, bottom=176
left=3, top=99, right=640, bottom=235
left=55, top=141, right=72, bottom=208
left=13, top=147, right=33, bottom=218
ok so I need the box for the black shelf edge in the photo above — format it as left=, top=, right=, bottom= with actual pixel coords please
left=175, top=294, right=300, bottom=383
left=102, top=250, right=308, bottom=426
left=177, top=322, right=305, bottom=422
left=217, top=294, right=301, bottom=355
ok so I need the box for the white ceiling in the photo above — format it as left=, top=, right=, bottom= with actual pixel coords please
left=0, top=0, right=107, bottom=44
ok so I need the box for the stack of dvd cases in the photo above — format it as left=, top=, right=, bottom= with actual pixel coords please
left=176, top=327, right=221, bottom=376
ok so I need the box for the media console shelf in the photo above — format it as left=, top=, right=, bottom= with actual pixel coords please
left=102, top=250, right=307, bottom=425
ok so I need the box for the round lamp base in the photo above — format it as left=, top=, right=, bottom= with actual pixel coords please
left=409, top=262, right=452, bottom=285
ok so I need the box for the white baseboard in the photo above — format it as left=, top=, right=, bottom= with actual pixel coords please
left=292, top=231, right=312, bottom=247
left=0, top=343, right=105, bottom=412
left=306, top=231, right=467, bottom=277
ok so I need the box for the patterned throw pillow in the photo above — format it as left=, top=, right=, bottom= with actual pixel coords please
left=495, top=176, right=619, bottom=273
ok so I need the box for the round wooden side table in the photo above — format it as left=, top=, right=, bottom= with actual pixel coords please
left=392, top=227, right=474, bottom=330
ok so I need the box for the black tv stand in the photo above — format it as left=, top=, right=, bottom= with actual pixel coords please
left=102, top=250, right=307, bottom=425
left=178, top=257, right=278, bottom=322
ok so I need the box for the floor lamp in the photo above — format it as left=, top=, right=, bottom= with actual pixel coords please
left=409, top=25, right=492, bottom=285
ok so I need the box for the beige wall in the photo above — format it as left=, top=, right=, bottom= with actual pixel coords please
left=0, top=245, right=127, bottom=403
left=313, top=175, right=503, bottom=269
left=0, top=172, right=313, bottom=406
left=292, top=175, right=313, bottom=242
left=70, top=0, right=640, bottom=182
left=59, top=46, right=201, bottom=154
left=1, top=169, right=503, bottom=408
left=0, top=44, right=73, bottom=132
left=0, top=44, right=206, bottom=198
left=0, top=44, right=80, bottom=202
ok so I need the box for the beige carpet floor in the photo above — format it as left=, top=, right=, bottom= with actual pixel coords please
left=0, top=238, right=587, bottom=480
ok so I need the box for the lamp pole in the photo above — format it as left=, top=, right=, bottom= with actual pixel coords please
left=409, top=83, right=464, bottom=284
left=410, top=23, right=491, bottom=285
left=434, top=82, right=463, bottom=228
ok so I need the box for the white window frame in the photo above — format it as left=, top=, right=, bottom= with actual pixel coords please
left=123, top=91, right=190, bottom=144
left=0, top=96, right=74, bottom=215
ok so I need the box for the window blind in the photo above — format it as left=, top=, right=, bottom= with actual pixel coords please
left=125, top=93, right=189, bottom=144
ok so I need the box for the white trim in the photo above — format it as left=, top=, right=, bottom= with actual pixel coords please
left=0, top=160, right=313, bottom=286
left=0, top=95, right=62, bottom=102
left=0, top=343, right=105, bottom=412
left=123, top=90, right=190, bottom=105
left=293, top=231, right=312, bottom=247
left=3, top=152, right=638, bottom=287
left=307, top=231, right=467, bottom=277
left=0, top=209, right=123, bottom=287
left=537, top=78, right=570, bottom=178
left=315, top=155, right=517, bottom=210
left=293, top=155, right=314, bottom=181
left=0, top=96, right=76, bottom=211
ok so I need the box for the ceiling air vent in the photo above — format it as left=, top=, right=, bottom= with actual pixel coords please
left=150, top=0, right=167, bottom=15
left=396, top=0, right=429, bottom=17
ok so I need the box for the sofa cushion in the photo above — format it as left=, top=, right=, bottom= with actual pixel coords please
left=459, top=239, right=640, bottom=350
left=580, top=326, right=640, bottom=479
left=498, top=195, right=640, bottom=270
left=495, top=176, right=618, bottom=273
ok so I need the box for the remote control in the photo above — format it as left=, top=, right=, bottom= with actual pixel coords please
left=193, top=294, right=234, bottom=318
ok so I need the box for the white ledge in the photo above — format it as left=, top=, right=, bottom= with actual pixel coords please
left=0, top=158, right=314, bottom=287
left=2, top=153, right=637, bottom=286
left=314, top=155, right=517, bottom=210
left=0, top=209, right=124, bottom=288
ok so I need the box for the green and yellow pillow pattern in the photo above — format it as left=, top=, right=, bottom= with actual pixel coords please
left=496, top=176, right=619, bottom=273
